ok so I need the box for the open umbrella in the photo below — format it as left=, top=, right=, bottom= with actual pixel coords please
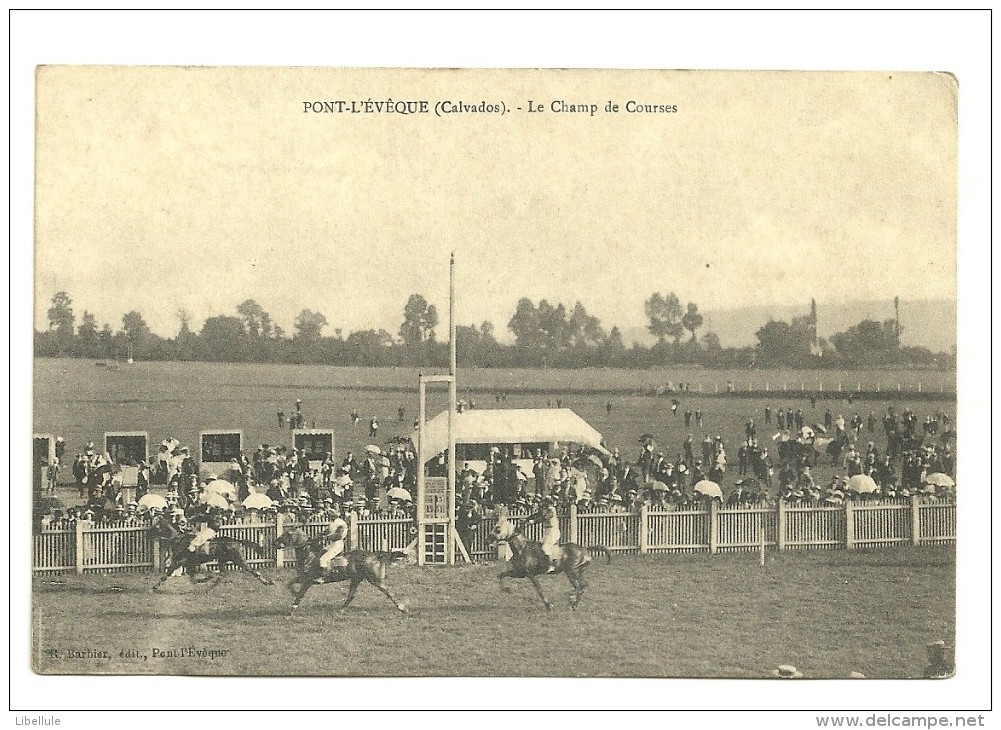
left=137, top=493, right=168, bottom=511
left=846, top=474, right=879, bottom=494
left=923, top=473, right=955, bottom=488
left=199, top=492, right=232, bottom=509
left=365, top=445, right=382, bottom=455
left=386, top=487, right=412, bottom=501
left=638, top=433, right=656, bottom=444
left=586, top=454, right=604, bottom=468
left=242, top=493, right=274, bottom=510
left=205, top=479, right=237, bottom=498
left=811, top=423, right=828, bottom=435
left=649, top=480, right=670, bottom=492
left=693, top=480, right=723, bottom=500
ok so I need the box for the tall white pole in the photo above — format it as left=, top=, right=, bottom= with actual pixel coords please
left=417, top=377, right=426, bottom=566
left=447, top=253, right=457, bottom=565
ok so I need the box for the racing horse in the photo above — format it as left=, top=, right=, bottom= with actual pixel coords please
left=149, top=517, right=273, bottom=591
left=492, top=517, right=611, bottom=611
left=274, top=527, right=407, bottom=615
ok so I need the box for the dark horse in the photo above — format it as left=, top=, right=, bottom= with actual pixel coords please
left=274, top=527, right=407, bottom=615
left=493, top=518, right=611, bottom=611
left=150, top=517, right=274, bottom=591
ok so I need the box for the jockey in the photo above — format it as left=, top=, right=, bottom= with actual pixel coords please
left=188, top=511, right=221, bottom=555
left=316, top=513, right=349, bottom=582
left=534, top=498, right=560, bottom=573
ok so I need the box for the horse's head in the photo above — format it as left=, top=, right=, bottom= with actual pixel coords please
left=275, top=528, right=307, bottom=550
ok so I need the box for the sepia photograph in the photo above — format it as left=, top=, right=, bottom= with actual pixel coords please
left=12, top=9, right=991, bottom=720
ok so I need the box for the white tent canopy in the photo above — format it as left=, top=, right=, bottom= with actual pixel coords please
left=421, top=408, right=608, bottom=462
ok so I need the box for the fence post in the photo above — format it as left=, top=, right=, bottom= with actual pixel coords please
left=845, top=499, right=855, bottom=550
left=75, top=519, right=85, bottom=574
left=349, top=510, right=359, bottom=550
left=639, top=504, right=648, bottom=555
left=152, top=537, right=162, bottom=573
left=911, top=494, right=922, bottom=546
left=708, top=499, right=719, bottom=555
left=569, top=502, right=579, bottom=544
left=275, top=511, right=286, bottom=567
left=776, top=500, right=786, bottom=552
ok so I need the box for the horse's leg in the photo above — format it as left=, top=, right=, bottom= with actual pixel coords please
left=339, top=579, right=361, bottom=612
left=234, top=554, right=273, bottom=586
left=498, top=571, right=514, bottom=593
left=289, top=581, right=311, bottom=615
left=370, top=577, right=407, bottom=613
left=570, top=568, right=588, bottom=610
left=528, top=574, right=552, bottom=612
left=151, top=565, right=173, bottom=592
left=205, top=570, right=224, bottom=592
left=251, top=567, right=274, bottom=586
left=565, top=571, right=580, bottom=608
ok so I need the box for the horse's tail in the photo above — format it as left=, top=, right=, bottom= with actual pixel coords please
left=228, top=536, right=267, bottom=555
left=587, top=545, right=612, bottom=565
left=376, top=550, right=409, bottom=566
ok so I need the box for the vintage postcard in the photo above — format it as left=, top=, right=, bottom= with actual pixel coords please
left=31, top=67, right=960, bottom=688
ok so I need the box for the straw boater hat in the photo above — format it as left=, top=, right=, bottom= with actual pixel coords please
left=772, top=665, right=803, bottom=679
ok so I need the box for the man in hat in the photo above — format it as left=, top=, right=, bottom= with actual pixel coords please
left=690, top=460, right=707, bottom=486
left=316, top=511, right=349, bottom=581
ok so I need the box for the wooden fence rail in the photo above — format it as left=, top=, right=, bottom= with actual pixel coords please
left=32, top=496, right=956, bottom=575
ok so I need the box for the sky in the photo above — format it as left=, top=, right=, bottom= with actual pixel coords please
left=34, top=66, right=957, bottom=340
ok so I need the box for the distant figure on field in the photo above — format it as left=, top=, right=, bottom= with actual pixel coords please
left=277, top=409, right=285, bottom=429
left=369, top=418, right=379, bottom=439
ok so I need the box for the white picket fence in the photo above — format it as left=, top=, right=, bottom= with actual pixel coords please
left=32, top=497, right=955, bottom=575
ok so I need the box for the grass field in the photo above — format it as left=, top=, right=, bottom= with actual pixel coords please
left=34, top=358, right=955, bottom=499
left=31, top=545, right=955, bottom=679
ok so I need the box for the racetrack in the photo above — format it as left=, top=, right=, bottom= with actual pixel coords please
left=31, top=545, right=954, bottom=679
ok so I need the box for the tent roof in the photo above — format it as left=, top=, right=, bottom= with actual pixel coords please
left=421, top=408, right=607, bottom=460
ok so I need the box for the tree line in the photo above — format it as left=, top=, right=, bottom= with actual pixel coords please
left=34, top=291, right=952, bottom=370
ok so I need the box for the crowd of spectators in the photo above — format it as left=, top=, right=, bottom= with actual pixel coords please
left=36, top=398, right=955, bottom=534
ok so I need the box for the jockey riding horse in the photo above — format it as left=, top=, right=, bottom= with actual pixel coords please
left=493, top=512, right=610, bottom=611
